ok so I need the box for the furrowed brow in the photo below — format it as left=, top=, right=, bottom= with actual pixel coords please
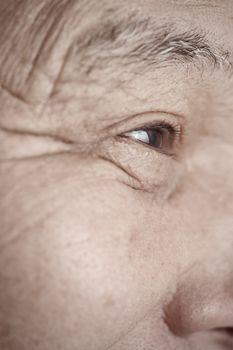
left=77, top=14, right=232, bottom=75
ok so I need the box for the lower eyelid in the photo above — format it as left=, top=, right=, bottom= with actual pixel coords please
left=101, top=139, right=182, bottom=196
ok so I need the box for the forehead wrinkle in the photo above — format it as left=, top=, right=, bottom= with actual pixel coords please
left=74, top=11, right=232, bottom=78
left=169, top=0, right=229, bottom=8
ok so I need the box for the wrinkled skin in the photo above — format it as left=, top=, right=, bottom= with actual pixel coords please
left=0, top=1, right=233, bottom=350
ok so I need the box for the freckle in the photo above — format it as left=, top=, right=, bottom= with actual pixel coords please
left=128, top=230, right=142, bottom=262
left=129, top=231, right=140, bottom=244
left=33, top=338, right=41, bottom=347
left=104, top=296, right=115, bottom=308
left=0, top=323, right=11, bottom=343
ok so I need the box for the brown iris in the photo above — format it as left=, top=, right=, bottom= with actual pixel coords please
left=125, top=123, right=180, bottom=155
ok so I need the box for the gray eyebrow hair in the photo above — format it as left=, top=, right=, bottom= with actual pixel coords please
left=77, top=13, right=232, bottom=75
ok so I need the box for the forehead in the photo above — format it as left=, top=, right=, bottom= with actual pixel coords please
left=48, top=0, right=233, bottom=79
left=66, top=0, right=233, bottom=62
left=45, top=0, right=233, bottom=70
left=116, top=0, right=233, bottom=37
left=0, top=0, right=232, bottom=109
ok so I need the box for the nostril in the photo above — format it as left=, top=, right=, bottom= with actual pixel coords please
left=164, top=288, right=233, bottom=337
left=216, top=328, right=233, bottom=337
left=212, top=328, right=233, bottom=349
left=210, top=327, right=233, bottom=346
left=226, top=328, right=233, bottom=336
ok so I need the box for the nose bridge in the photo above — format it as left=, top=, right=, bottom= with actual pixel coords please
left=184, top=166, right=233, bottom=250
left=204, top=192, right=233, bottom=257
left=188, top=140, right=233, bottom=206
left=185, top=139, right=233, bottom=247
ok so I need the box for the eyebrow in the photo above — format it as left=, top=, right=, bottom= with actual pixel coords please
left=77, top=13, right=232, bottom=76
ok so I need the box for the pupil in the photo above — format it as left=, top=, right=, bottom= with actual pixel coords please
left=147, top=129, right=163, bottom=148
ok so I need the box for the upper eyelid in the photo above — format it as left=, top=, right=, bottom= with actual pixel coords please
left=102, top=111, right=186, bottom=138
left=121, top=120, right=182, bottom=134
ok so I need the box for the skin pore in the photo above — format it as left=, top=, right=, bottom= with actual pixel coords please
left=0, top=0, right=233, bottom=349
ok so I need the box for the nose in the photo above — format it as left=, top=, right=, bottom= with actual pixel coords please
left=165, top=263, right=233, bottom=337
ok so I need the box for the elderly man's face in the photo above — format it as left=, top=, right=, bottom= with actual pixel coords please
left=0, top=0, right=233, bottom=349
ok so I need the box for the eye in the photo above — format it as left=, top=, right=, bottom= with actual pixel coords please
left=122, top=122, right=181, bottom=155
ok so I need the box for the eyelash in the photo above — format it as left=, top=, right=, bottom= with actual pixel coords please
left=120, top=120, right=182, bottom=156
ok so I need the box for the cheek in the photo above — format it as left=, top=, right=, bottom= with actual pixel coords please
left=0, top=154, right=175, bottom=350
